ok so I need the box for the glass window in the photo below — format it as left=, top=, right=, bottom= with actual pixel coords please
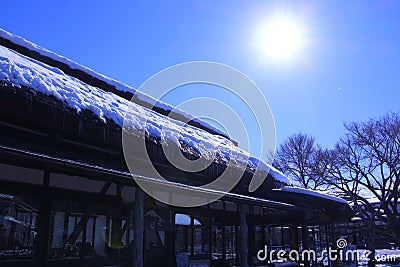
left=225, top=226, right=237, bottom=266
left=175, top=214, right=192, bottom=254
left=143, top=208, right=169, bottom=267
left=175, top=213, right=210, bottom=266
left=0, top=192, right=39, bottom=265
left=46, top=190, right=131, bottom=267
left=269, top=226, right=283, bottom=251
left=211, top=223, right=223, bottom=260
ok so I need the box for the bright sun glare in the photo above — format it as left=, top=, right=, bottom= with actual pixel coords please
left=260, top=20, right=303, bottom=58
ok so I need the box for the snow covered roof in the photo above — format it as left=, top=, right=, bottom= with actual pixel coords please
left=0, top=28, right=230, bottom=141
left=263, top=186, right=353, bottom=221
left=280, top=186, right=349, bottom=204
left=0, top=29, right=136, bottom=94
left=0, top=31, right=289, bottom=187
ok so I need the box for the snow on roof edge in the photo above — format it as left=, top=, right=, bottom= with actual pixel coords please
left=0, top=27, right=229, bottom=140
left=280, top=186, right=349, bottom=204
left=0, top=44, right=289, bottom=187
left=267, top=164, right=290, bottom=184
left=0, top=28, right=136, bottom=94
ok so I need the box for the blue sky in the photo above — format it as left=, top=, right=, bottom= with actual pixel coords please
left=1, top=1, right=399, bottom=158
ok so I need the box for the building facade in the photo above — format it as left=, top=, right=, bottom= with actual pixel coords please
left=0, top=28, right=352, bottom=267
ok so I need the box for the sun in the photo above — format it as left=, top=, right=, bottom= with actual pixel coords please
left=260, top=19, right=303, bottom=58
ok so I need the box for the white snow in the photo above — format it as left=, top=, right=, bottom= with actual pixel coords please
left=0, top=44, right=289, bottom=186
left=0, top=28, right=136, bottom=94
left=265, top=162, right=289, bottom=184
left=247, top=156, right=289, bottom=184
left=175, top=213, right=201, bottom=226
left=366, top=197, right=381, bottom=204
left=4, top=215, right=29, bottom=226
left=280, top=186, right=349, bottom=204
left=0, top=27, right=228, bottom=139
left=0, top=193, right=13, bottom=199
left=351, top=216, right=362, bottom=221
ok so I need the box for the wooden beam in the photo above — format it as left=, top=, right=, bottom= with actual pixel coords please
left=36, top=170, right=51, bottom=266
left=133, top=187, right=144, bottom=267
left=110, top=185, right=122, bottom=247
left=239, top=204, right=249, bottom=267
left=67, top=182, right=111, bottom=244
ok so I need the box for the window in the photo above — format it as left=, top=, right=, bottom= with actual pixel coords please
left=46, top=189, right=129, bottom=266
left=0, top=192, right=39, bottom=265
left=175, top=213, right=210, bottom=266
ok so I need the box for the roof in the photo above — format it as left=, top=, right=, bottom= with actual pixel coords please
left=0, top=28, right=289, bottom=188
left=280, top=186, right=349, bottom=204
left=0, top=28, right=352, bottom=221
left=0, top=28, right=230, bottom=141
left=264, top=186, right=353, bottom=222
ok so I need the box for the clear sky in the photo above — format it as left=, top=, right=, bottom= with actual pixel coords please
left=1, top=1, right=399, bottom=158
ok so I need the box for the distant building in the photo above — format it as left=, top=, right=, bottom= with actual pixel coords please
left=335, top=195, right=400, bottom=250
left=0, top=28, right=351, bottom=267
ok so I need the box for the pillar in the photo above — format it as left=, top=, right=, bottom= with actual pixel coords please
left=133, top=188, right=144, bottom=267
left=290, top=225, right=299, bottom=251
left=301, top=223, right=310, bottom=267
left=37, top=171, right=51, bottom=266
left=239, top=204, right=249, bottom=267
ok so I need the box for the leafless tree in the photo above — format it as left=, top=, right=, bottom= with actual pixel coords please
left=274, top=133, right=330, bottom=190
left=325, top=112, right=400, bottom=264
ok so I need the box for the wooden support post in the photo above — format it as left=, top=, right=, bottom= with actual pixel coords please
left=301, top=223, right=310, bottom=267
left=133, top=188, right=144, bottom=267
left=239, top=204, right=249, bottom=267
left=235, top=225, right=240, bottom=267
left=63, top=210, right=70, bottom=246
left=331, top=224, right=338, bottom=267
left=209, top=216, right=213, bottom=262
left=325, top=224, right=332, bottom=267
left=166, top=209, right=176, bottom=267
left=67, top=182, right=111, bottom=244
left=80, top=218, right=87, bottom=260
left=222, top=223, right=226, bottom=263
left=190, top=215, right=194, bottom=256
left=111, top=186, right=122, bottom=248
left=92, top=217, right=96, bottom=250
left=290, top=225, right=299, bottom=251
left=36, top=171, right=51, bottom=266
left=106, top=215, right=111, bottom=247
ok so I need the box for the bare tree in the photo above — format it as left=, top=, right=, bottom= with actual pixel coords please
left=325, top=112, right=400, bottom=264
left=275, top=133, right=329, bottom=190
